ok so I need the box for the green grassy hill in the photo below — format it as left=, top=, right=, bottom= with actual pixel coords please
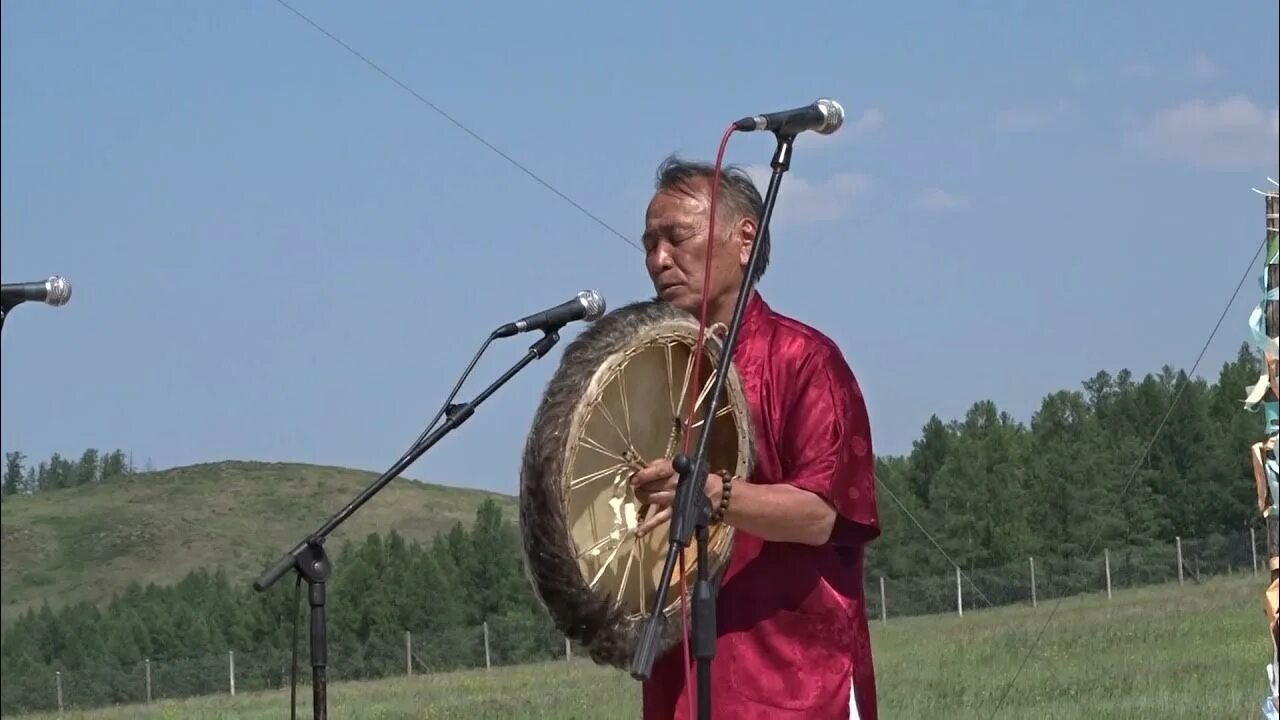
left=11, top=575, right=1268, bottom=719
left=0, top=460, right=516, bottom=623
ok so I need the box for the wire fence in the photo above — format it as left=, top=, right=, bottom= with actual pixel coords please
left=1, top=530, right=1266, bottom=717
left=0, top=616, right=570, bottom=716
left=865, top=530, right=1265, bottom=621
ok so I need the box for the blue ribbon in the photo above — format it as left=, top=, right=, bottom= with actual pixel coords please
left=1254, top=253, right=1279, bottom=351
left=1268, top=455, right=1279, bottom=515
left=1251, top=294, right=1278, bottom=354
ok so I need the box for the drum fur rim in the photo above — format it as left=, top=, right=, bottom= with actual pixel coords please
left=519, top=298, right=755, bottom=670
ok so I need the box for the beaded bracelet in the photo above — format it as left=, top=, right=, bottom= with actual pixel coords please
left=710, top=470, right=734, bottom=524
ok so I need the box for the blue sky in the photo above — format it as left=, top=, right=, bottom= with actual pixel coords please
left=2, top=1, right=1277, bottom=497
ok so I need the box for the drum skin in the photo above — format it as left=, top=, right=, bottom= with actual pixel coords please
left=518, top=298, right=755, bottom=670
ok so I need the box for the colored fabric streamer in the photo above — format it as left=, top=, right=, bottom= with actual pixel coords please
left=1269, top=460, right=1279, bottom=516
left=1250, top=276, right=1279, bottom=354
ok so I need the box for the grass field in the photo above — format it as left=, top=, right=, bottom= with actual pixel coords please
left=0, top=461, right=515, bottom=623
left=12, top=573, right=1269, bottom=719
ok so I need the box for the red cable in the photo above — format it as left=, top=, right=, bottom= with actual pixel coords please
left=682, top=125, right=738, bottom=454
left=673, top=123, right=736, bottom=719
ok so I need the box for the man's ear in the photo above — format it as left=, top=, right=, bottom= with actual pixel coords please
left=737, top=217, right=757, bottom=267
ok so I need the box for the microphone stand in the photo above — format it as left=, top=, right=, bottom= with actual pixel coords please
left=630, top=130, right=796, bottom=719
left=0, top=299, right=16, bottom=333
left=253, top=329, right=562, bottom=720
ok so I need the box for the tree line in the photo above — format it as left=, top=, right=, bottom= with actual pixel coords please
left=2, top=447, right=141, bottom=497
left=0, top=342, right=1269, bottom=714
left=0, top=499, right=565, bottom=715
left=865, top=342, right=1266, bottom=582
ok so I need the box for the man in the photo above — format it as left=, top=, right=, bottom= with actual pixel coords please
left=631, top=155, right=881, bottom=720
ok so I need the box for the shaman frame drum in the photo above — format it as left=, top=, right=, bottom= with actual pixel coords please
left=519, top=299, right=756, bottom=670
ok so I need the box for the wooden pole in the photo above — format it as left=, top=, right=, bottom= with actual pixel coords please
left=483, top=621, right=491, bottom=669
left=1254, top=527, right=1260, bottom=577
left=565, top=637, right=571, bottom=661
left=1263, top=187, right=1279, bottom=711
left=955, top=566, right=963, bottom=617
left=1176, top=536, right=1184, bottom=585
left=229, top=651, right=236, bottom=696
left=145, top=658, right=152, bottom=703
left=1029, top=557, right=1037, bottom=608
left=1105, top=549, right=1112, bottom=599
left=56, top=671, right=63, bottom=714
left=406, top=631, right=412, bottom=677
left=879, top=576, right=887, bottom=624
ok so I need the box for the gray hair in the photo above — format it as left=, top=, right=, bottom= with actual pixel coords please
left=653, top=154, right=771, bottom=286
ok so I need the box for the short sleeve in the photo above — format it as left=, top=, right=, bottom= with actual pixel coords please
left=779, top=346, right=880, bottom=546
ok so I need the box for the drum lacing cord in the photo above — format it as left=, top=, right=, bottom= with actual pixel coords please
left=673, top=122, right=737, bottom=718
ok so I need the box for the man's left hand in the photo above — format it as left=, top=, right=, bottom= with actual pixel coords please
left=630, top=457, right=723, bottom=538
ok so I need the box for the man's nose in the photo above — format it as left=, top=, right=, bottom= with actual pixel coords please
left=647, top=243, right=674, bottom=272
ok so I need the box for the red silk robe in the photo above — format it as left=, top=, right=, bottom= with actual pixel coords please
left=642, top=292, right=882, bottom=720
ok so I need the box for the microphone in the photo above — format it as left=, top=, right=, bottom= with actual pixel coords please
left=1, top=276, right=72, bottom=308
left=733, top=97, right=845, bottom=136
left=493, top=289, right=606, bottom=338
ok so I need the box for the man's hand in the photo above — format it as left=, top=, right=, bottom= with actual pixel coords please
left=630, top=458, right=723, bottom=538
left=630, top=457, right=844, bottom=546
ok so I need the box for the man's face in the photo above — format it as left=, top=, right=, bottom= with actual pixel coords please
left=642, top=178, right=749, bottom=316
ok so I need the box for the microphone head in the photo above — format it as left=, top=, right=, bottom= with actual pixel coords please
left=814, top=98, right=844, bottom=135
left=45, top=275, right=72, bottom=306
left=576, top=289, right=606, bottom=321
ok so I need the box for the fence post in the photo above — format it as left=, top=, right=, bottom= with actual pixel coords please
left=955, top=566, right=963, bottom=617
left=1176, top=536, right=1184, bottom=585
left=879, top=576, right=887, bottom=624
left=565, top=637, right=571, bottom=661
left=483, top=621, right=491, bottom=669
left=406, top=631, right=412, bottom=677
left=229, top=651, right=235, bottom=696
left=1104, top=549, right=1112, bottom=599
left=145, top=658, right=152, bottom=703
left=1029, top=557, right=1037, bottom=608
left=1253, top=527, right=1260, bottom=577
left=56, top=670, right=63, bottom=714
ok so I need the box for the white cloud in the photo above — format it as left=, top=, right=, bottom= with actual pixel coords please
left=742, top=166, right=872, bottom=227
left=1130, top=95, right=1279, bottom=171
left=847, top=107, right=886, bottom=137
left=807, top=106, right=886, bottom=146
left=917, top=189, right=968, bottom=212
